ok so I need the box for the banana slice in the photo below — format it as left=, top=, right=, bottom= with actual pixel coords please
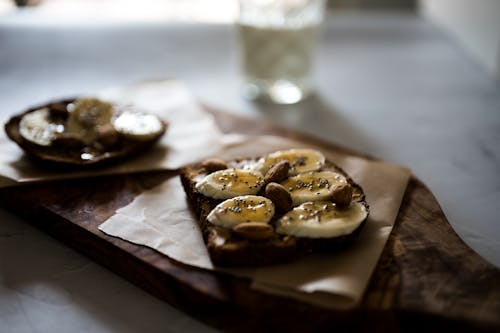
left=19, top=108, right=64, bottom=146
left=196, top=168, right=265, bottom=200
left=207, top=195, right=275, bottom=228
left=281, top=171, right=347, bottom=205
left=258, top=148, right=325, bottom=176
left=112, top=110, right=164, bottom=141
left=67, top=98, right=114, bottom=144
left=276, top=201, right=368, bottom=238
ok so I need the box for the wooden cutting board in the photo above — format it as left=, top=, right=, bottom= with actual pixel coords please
left=1, top=109, right=499, bottom=332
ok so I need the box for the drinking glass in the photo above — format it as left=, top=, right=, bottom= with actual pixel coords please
left=237, top=0, right=325, bottom=104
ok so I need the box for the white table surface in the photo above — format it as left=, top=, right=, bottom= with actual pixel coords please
left=1, top=10, right=499, bottom=333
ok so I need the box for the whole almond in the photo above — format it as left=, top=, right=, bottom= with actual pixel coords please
left=233, top=222, right=274, bottom=241
left=264, top=160, right=290, bottom=184
left=97, top=123, right=119, bottom=148
left=49, top=102, right=69, bottom=118
left=202, top=158, right=228, bottom=173
left=330, top=183, right=353, bottom=207
left=51, top=132, right=84, bottom=149
left=264, top=182, right=293, bottom=213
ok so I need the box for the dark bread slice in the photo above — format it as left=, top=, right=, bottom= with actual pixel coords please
left=4, top=98, right=167, bottom=168
left=180, top=156, right=369, bottom=267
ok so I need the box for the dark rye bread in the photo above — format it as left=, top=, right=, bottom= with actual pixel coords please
left=180, top=157, right=369, bottom=267
left=4, top=98, right=167, bottom=168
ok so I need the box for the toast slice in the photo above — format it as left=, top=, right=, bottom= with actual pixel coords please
left=4, top=98, right=167, bottom=168
left=180, top=151, right=369, bottom=267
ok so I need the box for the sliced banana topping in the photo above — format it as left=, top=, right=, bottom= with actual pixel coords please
left=281, top=171, right=347, bottom=206
left=258, top=148, right=325, bottom=176
left=207, top=195, right=275, bottom=228
left=276, top=201, right=368, bottom=238
left=196, top=168, right=265, bottom=200
left=19, top=108, right=64, bottom=146
left=67, top=98, right=114, bottom=144
left=112, top=110, right=164, bottom=141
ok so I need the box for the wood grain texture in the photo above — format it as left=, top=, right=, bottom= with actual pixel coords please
left=0, top=110, right=498, bottom=332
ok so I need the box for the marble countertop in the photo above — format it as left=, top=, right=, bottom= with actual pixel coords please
left=1, top=10, right=499, bottom=333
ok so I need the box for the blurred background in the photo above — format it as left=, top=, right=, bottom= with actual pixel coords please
left=1, top=0, right=498, bottom=78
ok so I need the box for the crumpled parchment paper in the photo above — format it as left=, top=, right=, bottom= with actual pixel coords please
left=99, top=134, right=411, bottom=309
left=0, top=80, right=223, bottom=187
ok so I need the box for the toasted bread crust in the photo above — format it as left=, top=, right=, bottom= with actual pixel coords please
left=180, top=158, right=369, bottom=267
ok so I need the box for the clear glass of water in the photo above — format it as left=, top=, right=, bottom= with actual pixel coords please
left=237, top=0, right=325, bottom=104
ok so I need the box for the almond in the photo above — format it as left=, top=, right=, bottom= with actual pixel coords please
left=264, top=160, right=290, bottom=184
left=330, top=183, right=353, bottom=206
left=97, top=123, right=119, bottom=148
left=202, top=158, right=228, bottom=173
left=233, top=222, right=274, bottom=241
left=264, top=182, right=293, bottom=213
left=48, top=102, right=69, bottom=118
left=51, top=132, right=84, bottom=149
